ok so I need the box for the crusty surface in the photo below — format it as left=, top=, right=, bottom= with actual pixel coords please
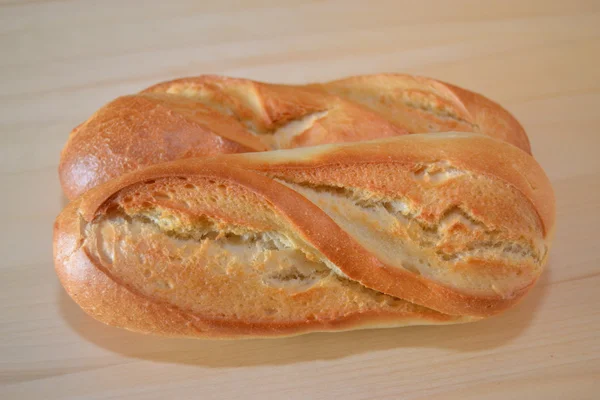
left=59, top=94, right=260, bottom=200
left=54, top=133, right=554, bottom=337
left=231, top=133, right=553, bottom=315
left=313, top=73, right=530, bottom=153
left=55, top=174, right=468, bottom=339
left=60, top=73, right=529, bottom=199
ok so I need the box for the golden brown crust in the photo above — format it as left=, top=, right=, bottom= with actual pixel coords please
left=234, top=132, right=552, bottom=236
left=55, top=198, right=465, bottom=339
left=59, top=74, right=530, bottom=199
left=143, top=75, right=407, bottom=145
left=55, top=134, right=554, bottom=337
left=316, top=73, right=531, bottom=153
left=59, top=94, right=259, bottom=200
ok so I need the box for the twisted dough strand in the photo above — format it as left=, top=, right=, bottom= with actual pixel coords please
left=55, top=134, right=554, bottom=338
left=60, top=74, right=529, bottom=199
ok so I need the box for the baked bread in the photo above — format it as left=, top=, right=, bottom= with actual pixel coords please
left=54, top=133, right=554, bottom=338
left=59, top=74, right=529, bottom=199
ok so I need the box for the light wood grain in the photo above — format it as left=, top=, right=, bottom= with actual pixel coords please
left=1, top=1, right=599, bottom=399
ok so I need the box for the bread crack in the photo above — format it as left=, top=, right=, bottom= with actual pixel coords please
left=274, top=179, right=542, bottom=265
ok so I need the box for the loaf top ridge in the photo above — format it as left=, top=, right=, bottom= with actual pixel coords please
left=60, top=74, right=530, bottom=199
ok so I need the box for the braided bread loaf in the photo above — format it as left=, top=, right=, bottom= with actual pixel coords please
left=59, top=74, right=529, bottom=199
left=54, top=133, right=554, bottom=338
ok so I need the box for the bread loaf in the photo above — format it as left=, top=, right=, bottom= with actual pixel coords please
left=54, top=133, right=553, bottom=338
left=59, top=74, right=529, bottom=199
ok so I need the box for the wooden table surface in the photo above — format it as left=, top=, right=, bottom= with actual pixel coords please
left=1, top=1, right=599, bottom=399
